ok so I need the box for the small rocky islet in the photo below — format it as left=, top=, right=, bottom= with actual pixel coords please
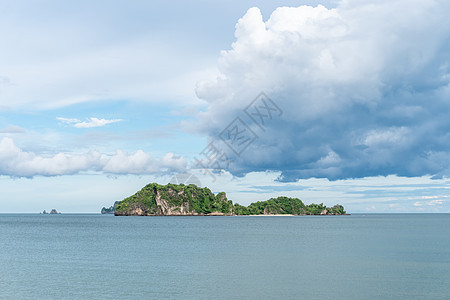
left=41, top=209, right=61, bottom=214
left=102, top=183, right=346, bottom=216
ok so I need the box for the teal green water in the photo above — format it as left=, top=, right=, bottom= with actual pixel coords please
left=0, top=214, right=449, bottom=299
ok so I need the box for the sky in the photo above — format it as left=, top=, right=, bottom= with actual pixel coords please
left=1, top=0, right=449, bottom=213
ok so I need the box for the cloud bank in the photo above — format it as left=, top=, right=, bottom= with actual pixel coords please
left=195, top=0, right=450, bottom=181
left=0, top=137, right=186, bottom=177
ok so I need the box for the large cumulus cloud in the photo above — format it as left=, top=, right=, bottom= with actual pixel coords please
left=195, top=0, right=450, bottom=181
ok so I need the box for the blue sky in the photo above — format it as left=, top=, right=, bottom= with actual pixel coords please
left=1, top=0, right=449, bottom=213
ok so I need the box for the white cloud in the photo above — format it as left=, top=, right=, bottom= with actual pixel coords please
left=414, top=199, right=446, bottom=207
left=73, top=117, right=122, bottom=128
left=0, top=137, right=186, bottom=177
left=56, top=117, right=80, bottom=124
left=57, top=117, right=122, bottom=128
left=102, top=150, right=185, bottom=175
left=195, top=0, right=450, bottom=181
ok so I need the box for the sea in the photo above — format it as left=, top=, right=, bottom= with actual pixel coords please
left=0, top=214, right=449, bottom=299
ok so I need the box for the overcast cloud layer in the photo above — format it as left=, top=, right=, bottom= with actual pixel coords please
left=195, top=0, right=450, bottom=181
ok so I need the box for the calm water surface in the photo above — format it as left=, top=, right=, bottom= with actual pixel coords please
left=0, top=214, right=449, bottom=299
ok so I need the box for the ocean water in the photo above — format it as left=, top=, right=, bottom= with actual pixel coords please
left=0, top=214, right=449, bottom=299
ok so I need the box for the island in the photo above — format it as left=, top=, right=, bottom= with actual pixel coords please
left=41, top=209, right=61, bottom=214
left=101, top=201, right=119, bottom=214
left=111, top=183, right=346, bottom=216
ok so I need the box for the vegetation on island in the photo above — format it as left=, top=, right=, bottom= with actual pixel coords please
left=112, top=183, right=346, bottom=216
left=232, top=196, right=345, bottom=215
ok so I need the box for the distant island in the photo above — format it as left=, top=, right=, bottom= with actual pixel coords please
left=107, top=183, right=346, bottom=216
left=101, top=201, right=119, bottom=214
left=41, top=209, right=60, bottom=214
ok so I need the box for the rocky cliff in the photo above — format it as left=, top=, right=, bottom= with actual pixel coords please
left=114, top=183, right=233, bottom=216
